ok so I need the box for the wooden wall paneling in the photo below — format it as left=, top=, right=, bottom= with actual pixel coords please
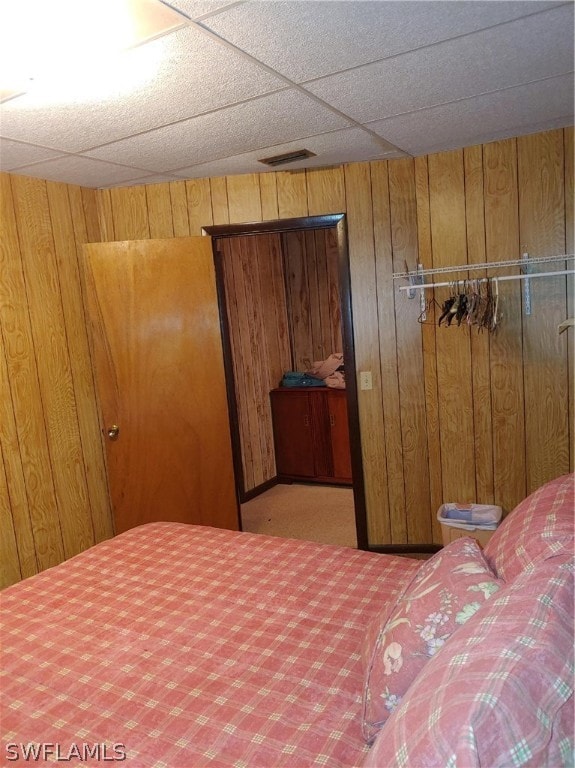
left=169, top=181, right=191, bottom=237
left=210, top=177, right=230, bottom=225
left=413, top=156, right=443, bottom=542
left=69, top=185, right=98, bottom=245
left=267, top=233, right=293, bottom=376
left=281, top=228, right=343, bottom=368
left=242, top=235, right=272, bottom=488
left=3, top=127, right=570, bottom=586
left=54, top=184, right=113, bottom=543
left=306, top=230, right=326, bottom=363
left=146, top=183, right=175, bottom=239
left=249, top=233, right=281, bottom=487
left=343, top=162, right=390, bottom=545
left=0, top=181, right=42, bottom=582
left=109, top=186, right=150, bottom=240
left=1, top=175, right=65, bottom=573
left=314, top=229, right=341, bottom=358
left=95, top=188, right=115, bottom=242
left=428, top=150, right=476, bottom=504
left=221, top=237, right=256, bottom=490
left=463, top=145, right=495, bottom=505
left=224, top=236, right=268, bottom=490
left=259, top=172, right=279, bottom=221
left=0, top=440, right=22, bottom=587
left=186, top=178, right=213, bottom=235
left=303, top=167, right=345, bottom=367
left=282, top=228, right=341, bottom=370
left=282, top=231, right=312, bottom=371
left=306, top=167, right=346, bottom=215
left=371, top=160, right=407, bottom=543
left=11, top=175, right=95, bottom=559
left=277, top=170, right=309, bottom=219
left=518, top=131, right=569, bottom=491
left=80, top=188, right=103, bottom=243
left=255, top=234, right=288, bottom=479
left=0, top=328, right=37, bottom=584
left=220, top=238, right=254, bottom=490
left=220, top=232, right=291, bottom=492
left=483, top=139, right=526, bottom=513
left=226, top=174, right=263, bottom=223
left=388, top=158, right=431, bottom=543
left=564, top=127, right=574, bottom=471
left=325, top=227, right=344, bottom=354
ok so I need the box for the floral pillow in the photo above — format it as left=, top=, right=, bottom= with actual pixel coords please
left=361, top=537, right=503, bottom=743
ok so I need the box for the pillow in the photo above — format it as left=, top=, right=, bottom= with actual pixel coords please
left=361, top=537, right=503, bottom=743
left=483, top=473, right=574, bottom=582
left=363, top=557, right=574, bottom=768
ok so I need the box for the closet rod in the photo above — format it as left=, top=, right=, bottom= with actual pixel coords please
left=398, top=269, right=574, bottom=292
left=393, top=253, right=574, bottom=281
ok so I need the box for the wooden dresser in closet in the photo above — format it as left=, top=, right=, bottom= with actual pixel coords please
left=270, top=388, right=352, bottom=485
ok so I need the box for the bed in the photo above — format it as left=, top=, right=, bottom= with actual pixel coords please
left=1, top=473, right=573, bottom=767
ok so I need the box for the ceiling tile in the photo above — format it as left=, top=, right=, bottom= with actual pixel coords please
left=0, top=138, right=66, bottom=170
left=304, top=4, right=574, bottom=123
left=1, top=1, right=572, bottom=187
left=368, top=75, right=574, bottom=156
left=84, top=89, right=352, bottom=172
left=1, top=88, right=25, bottom=103
left=10, top=155, right=157, bottom=188
left=0, top=25, right=285, bottom=152
left=105, top=172, right=183, bottom=188
left=171, top=126, right=404, bottom=179
left=163, top=1, right=246, bottom=20
left=201, top=0, right=564, bottom=82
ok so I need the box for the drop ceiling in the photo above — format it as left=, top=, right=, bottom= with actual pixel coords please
left=1, top=0, right=573, bottom=189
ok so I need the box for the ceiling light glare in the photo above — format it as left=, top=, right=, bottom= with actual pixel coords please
left=25, top=42, right=166, bottom=105
left=0, top=0, right=178, bottom=101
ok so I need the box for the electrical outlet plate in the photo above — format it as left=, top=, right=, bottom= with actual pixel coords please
left=359, top=371, right=372, bottom=390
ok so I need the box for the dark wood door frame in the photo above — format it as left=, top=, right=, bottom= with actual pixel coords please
left=203, top=214, right=368, bottom=551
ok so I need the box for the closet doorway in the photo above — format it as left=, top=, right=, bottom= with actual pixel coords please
left=204, top=215, right=367, bottom=550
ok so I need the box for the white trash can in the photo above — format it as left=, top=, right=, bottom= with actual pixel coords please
left=437, top=503, right=502, bottom=548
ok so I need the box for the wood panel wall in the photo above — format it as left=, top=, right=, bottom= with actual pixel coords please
left=217, top=228, right=343, bottom=496
left=1, top=127, right=573, bottom=586
left=0, top=174, right=113, bottom=588
left=218, top=233, right=292, bottom=493
left=282, top=228, right=343, bottom=371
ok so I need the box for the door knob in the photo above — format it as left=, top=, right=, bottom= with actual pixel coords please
left=107, top=424, right=120, bottom=440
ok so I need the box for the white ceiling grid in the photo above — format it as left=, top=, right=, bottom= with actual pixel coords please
left=0, top=0, right=573, bottom=188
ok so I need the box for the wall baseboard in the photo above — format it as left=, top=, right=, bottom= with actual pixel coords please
left=368, top=543, right=442, bottom=555
left=240, top=477, right=279, bottom=504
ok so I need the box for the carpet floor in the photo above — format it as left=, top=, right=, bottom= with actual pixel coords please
left=240, top=483, right=357, bottom=549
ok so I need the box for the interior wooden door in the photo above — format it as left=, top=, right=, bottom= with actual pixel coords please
left=83, top=237, right=239, bottom=534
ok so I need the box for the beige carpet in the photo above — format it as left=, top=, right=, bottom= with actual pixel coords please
left=241, top=483, right=357, bottom=548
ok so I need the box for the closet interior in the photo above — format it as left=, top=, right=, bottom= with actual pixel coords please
left=215, top=226, right=351, bottom=502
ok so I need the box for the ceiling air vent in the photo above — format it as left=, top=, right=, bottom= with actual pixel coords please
left=258, top=149, right=316, bottom=167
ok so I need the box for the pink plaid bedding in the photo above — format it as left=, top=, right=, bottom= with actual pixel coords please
left=0, top=523, right=419, bottom=767
left=364, top=556, right=574, bottom=768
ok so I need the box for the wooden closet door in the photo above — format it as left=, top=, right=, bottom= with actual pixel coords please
left=83, top=237, right=238, bottom=534
left=327, top=389, right=353, bottom=482
left=270, top=389, right=316, bottom=478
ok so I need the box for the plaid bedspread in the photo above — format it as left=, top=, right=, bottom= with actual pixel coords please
left=1, top=523, right=419, bottom=767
